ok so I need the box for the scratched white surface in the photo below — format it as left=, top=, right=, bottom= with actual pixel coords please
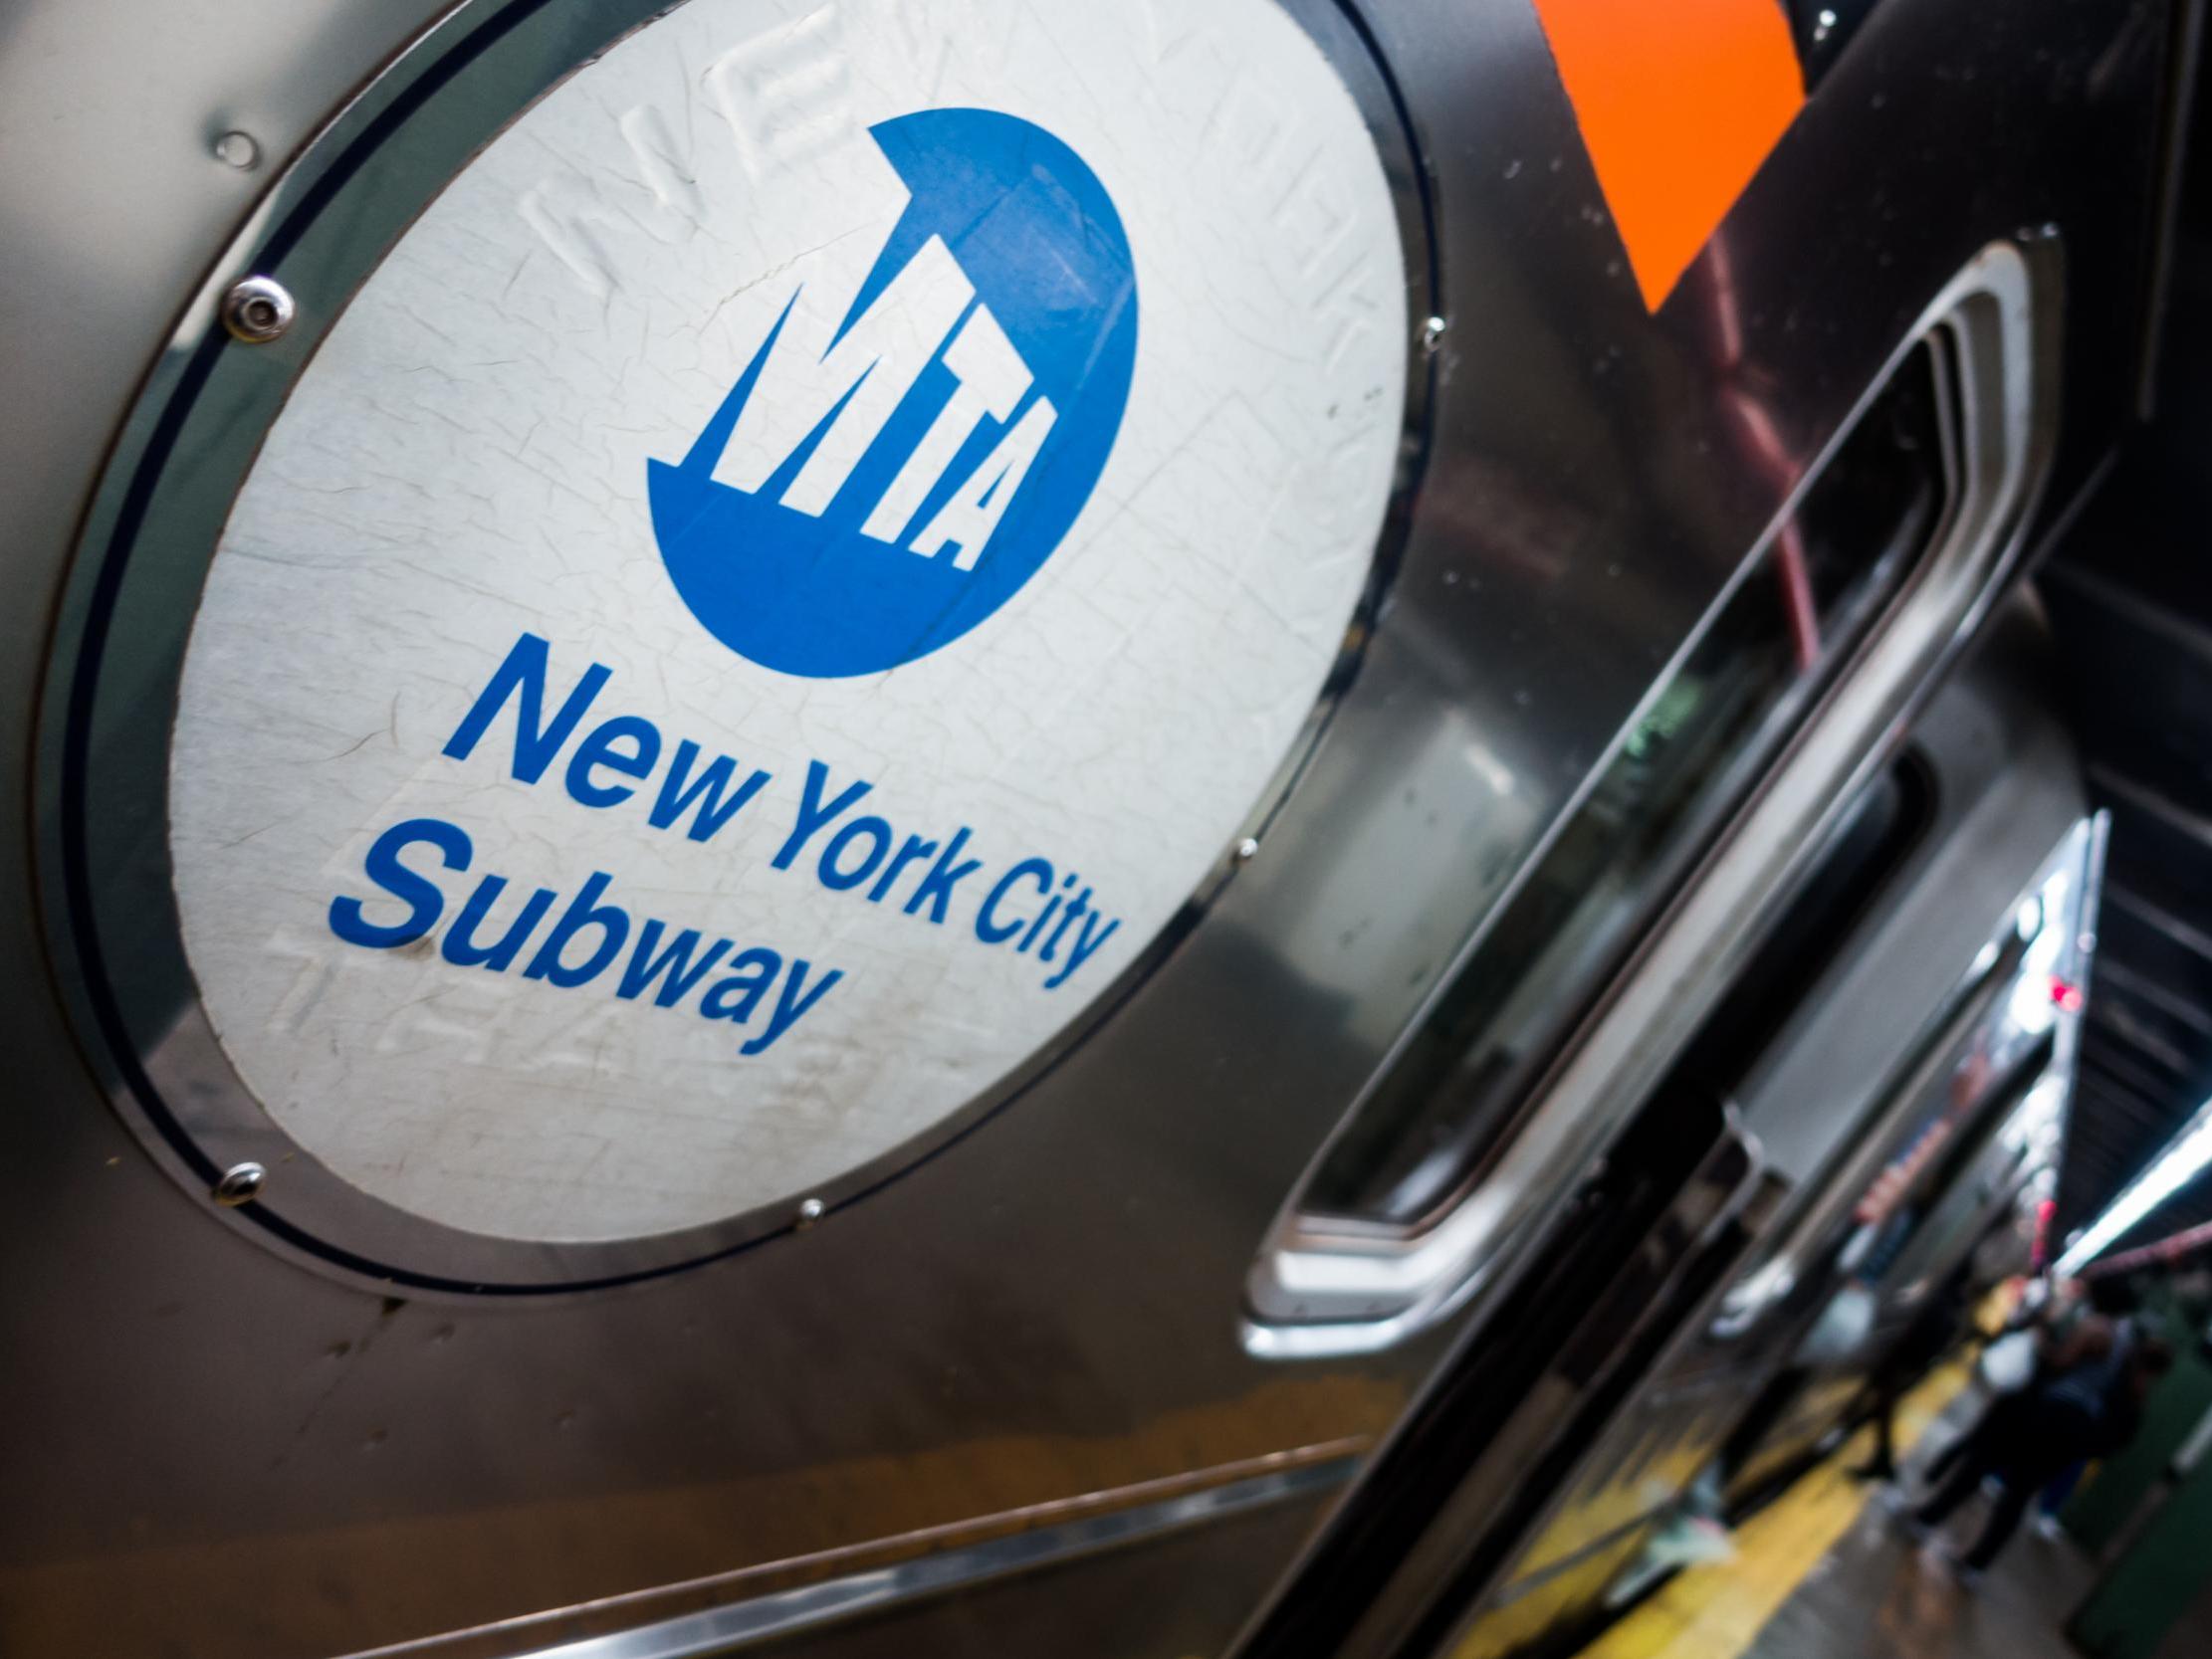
left=169, top=0, right=1408, bottom=1241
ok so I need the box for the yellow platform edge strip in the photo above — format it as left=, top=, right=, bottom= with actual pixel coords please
left=1586, top=1361, right=1970, bottom=1659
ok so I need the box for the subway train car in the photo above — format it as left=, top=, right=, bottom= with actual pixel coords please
left=1433, top=605, right=2105, bottom=1659
left=0, top=3, right=2187, bottom=1659
left=1709, top=790, right=2101, bottom=1526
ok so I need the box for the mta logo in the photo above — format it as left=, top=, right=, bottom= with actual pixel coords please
left=648, top=108, right=1138, bottom=679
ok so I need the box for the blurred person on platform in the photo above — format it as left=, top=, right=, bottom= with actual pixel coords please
left=1906, top=1277, right=2173, bottom=1585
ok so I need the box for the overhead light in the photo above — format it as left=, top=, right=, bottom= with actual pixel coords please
left=2057, top=1097, right=2212, bottom=1274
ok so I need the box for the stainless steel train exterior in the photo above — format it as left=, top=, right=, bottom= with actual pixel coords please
left=1710, top=788, right=2104, bottom=1526
left=0, top=3, right=2186, bottom=1659
left=1435, top=604, right=2106, bottom=1659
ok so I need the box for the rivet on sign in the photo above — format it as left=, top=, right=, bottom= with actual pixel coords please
left=213, top=1161, right=267, bottom=1206
left=795, top=1196, right=825, bottom=1230
left=212, top=130, right=261, bottom=170
left=1421, top=314, right=1448, bottom=354
left=1232, top=837, right=1261, bottom=865
left=221, top=275, right=295, bottom=344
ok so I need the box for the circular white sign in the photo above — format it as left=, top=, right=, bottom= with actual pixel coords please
left=170, top=0, right=1407, bottom=1241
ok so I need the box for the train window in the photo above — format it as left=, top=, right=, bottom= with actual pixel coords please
left=1850, top=1026, right=2057, bottom=1286
left=1246, top=245, right=2043, bottom=1354
left=1668, top=749, right=1935, bottom=1102
left=1709, top=866, right=2071, bottom=1344
left=1303, top=344, right=1954, bottom=1227
left=1783, top=1027, right=2055, bottom=1362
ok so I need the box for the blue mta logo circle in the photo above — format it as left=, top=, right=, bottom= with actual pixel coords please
left=647, top=108, right=1138, bottom=679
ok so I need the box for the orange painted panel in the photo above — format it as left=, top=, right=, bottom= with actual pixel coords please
left=1530, top=0, right=1805, bottom=310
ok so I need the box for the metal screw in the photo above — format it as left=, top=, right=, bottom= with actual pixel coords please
left=1232, top=837, right=1260, bottom=865
left=795, top=1196, right=825, bottom=1229
left=1421, top=314, right=1447, bottom=354
left=212, top=1161, right=267, bottom=1206
left=221, top=275, right=295, bottom=343
left=212, top=129, right=261, bottom=170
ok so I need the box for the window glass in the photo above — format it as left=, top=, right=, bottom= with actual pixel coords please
left=1308, top=345, right=1951, bottom=1225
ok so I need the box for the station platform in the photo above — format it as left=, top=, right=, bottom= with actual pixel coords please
left=1583, top=1361, right=2206, bottom=1659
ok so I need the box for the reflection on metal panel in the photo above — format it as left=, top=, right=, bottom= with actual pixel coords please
left=1246, top=247, right=2049, bottom=1354
left=353, top=1456, right=1356, bottom=1659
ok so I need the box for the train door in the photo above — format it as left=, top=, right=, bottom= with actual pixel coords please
left=1427, top=605, right=2103, bottom=1659
left=1715, top=808, right=2105, bottom=1516
left=0, top=3, right=2176, bottom=1658
left=1232, top=603, right=2104, bottom=1659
